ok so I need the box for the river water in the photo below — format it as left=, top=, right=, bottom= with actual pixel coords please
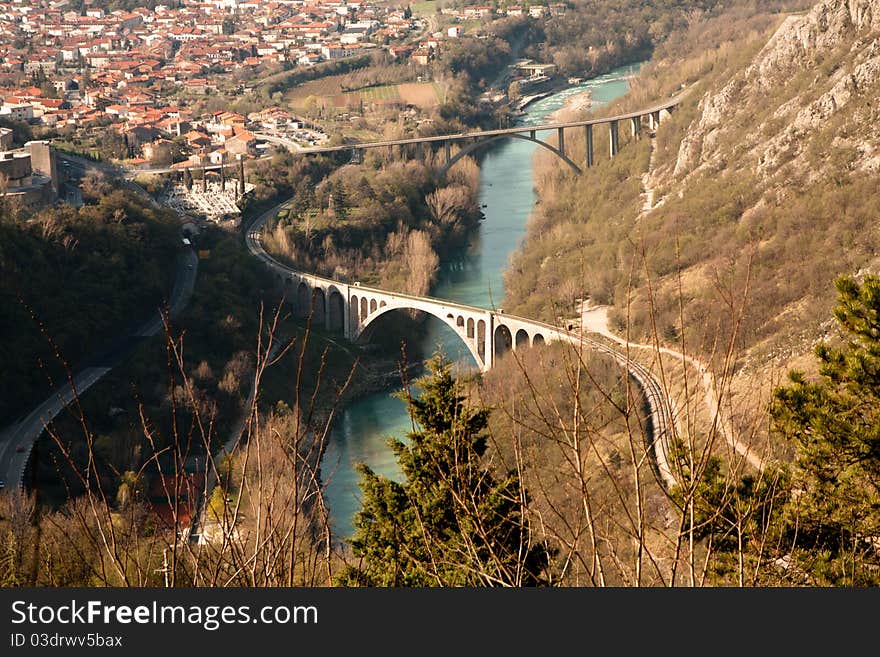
left=321, top=63, right=640, bottom=539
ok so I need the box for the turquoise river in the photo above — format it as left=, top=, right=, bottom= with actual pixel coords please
left=321, top=63, right=640, bottom=539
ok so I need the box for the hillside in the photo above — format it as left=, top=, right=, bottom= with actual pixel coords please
left=0, top=192, right=180, bottom=427
left=503, top=0, right=880, bottom=456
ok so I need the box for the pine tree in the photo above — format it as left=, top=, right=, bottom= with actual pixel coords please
left=337, top=355, right=551, bottom=586
left=770, top=274, right=880, bottom=584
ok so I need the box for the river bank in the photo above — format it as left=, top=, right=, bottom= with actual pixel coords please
left=322, top=63, right=642, bottom=540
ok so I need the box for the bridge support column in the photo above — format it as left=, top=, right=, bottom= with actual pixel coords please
left=557, top=127, right=565, bottom=158
left=584, top=124, right=593, bottom=168
left=201, top=166, right=207, bottom=192
left=342, top=285, right=351, bottom=340
left=530, top=130, right=536, bottom=140
left=483, top=313, right=494, bottom=372
left=631, top=116, right=641, bottom=140
left=415, top=142, right=423, bottom=161
left=444, top=140, right=451, bottom=165
left=325, top=285, right=332, bottom=328
left=609, top=120, right=619, bottom=158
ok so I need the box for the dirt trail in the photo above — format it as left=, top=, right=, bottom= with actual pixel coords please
left=580, top=304, right=764, bottom=472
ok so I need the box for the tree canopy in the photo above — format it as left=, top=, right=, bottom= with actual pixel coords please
left=769, top=274, right=880, bottom=583
left=338, top=355, right=551, bottom=586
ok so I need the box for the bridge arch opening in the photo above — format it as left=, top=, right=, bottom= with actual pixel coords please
left=356, top=306, right=481, bottom=370
left=311, top=287, right=326, bottom=326
left=494, top=324, right=512, bottom=359
left=477, top=320, right=486, bottom=358
left=370, top=298, right=378, bottom=313
left=360, top=297, right=368, bottom=323
left=350, top=294, right=360, bottom=333
left=441, top=133, right=582, bottom=179
left=533, top=334, right=545, bottom=346
left=457, top=316, right=464, bottom=328
left=467, top=318, right=475, bottom=339
left=327, top=288, right=345, bottom=331
left=515, top=329, right=529, bottom=350
left=296, top=282, right=310, bottom=318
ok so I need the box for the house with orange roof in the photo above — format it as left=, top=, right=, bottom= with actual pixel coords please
left=225, top=127, right=256, bottom=155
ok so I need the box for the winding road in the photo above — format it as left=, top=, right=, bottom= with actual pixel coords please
left=0, top=249, right=198, bottom=492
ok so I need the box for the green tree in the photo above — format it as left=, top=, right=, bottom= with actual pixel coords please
left=338, top=355, right=551, bottom=586
left=770, top=274, right=880, bottom=585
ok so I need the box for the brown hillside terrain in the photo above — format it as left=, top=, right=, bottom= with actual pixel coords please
left=504, top=0, right=880, bottom=460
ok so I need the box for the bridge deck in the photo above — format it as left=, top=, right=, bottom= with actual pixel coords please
left=285, top=91, right=687, bottom=156
left=113, top=89, right=689, bottom=176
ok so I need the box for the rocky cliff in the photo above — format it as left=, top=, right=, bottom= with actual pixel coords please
left=673, top=0, right=880, bottom=179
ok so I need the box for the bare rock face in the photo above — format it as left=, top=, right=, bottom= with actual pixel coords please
left=673, top=0, right=880, bottom=179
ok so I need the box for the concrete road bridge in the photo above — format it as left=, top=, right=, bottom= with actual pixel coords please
left=116, top=90, right=686, bottom=179
left=245, top=205, right=678, bottom=489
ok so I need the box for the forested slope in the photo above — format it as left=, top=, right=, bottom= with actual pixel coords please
left=0, top=192, right=179, bottom=425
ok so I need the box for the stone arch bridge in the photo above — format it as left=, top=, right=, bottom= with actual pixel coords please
left=245, top=222, right=677, bottom=488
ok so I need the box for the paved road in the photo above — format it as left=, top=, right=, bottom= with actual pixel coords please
left=0, top=249, right=198, bottom=492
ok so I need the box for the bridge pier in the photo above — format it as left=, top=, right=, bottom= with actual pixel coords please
left=584, top=124, right=593, bottom=168
left=630, top=116, right=641, bottom=140
left=483, top=314, right=493, bottom=372
left=609, top=120, right=619, bottom=157
left=557, top=127, right=565, bottom=158
left=444, top=140, right=451, bottom=165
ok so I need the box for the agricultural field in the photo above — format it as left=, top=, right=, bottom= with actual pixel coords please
left=410, top=0, right=440, bottom=17
left=286, top=69, right=445, bottom=111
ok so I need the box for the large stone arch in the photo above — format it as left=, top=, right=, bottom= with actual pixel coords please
left=440, top=133, right=583, bottom=179
left=356, top=302, right=484, bottom=369
left=327, top=286, right=345, bottom=331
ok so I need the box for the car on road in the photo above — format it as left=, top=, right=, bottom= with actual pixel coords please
left=15, top=445, right=25, bottom=453
left=0, top=480, right=5, bottom=491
